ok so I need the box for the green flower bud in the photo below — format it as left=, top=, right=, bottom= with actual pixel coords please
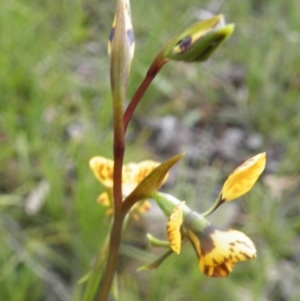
left=163, top=14, right=234, bottom=62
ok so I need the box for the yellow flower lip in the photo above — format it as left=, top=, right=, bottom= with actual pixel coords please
left=220, top=152, right=266, bottom=202
left=187, top=226, right=256, bottom=278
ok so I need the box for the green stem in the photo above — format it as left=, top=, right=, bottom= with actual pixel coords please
left=152, top=192, right=190, bottom=217
left=137, top=249, right=174, bottom=271
left=93, top=111, right=124, bottom=301
left=95, top=212, right=125, bottom=301
left=96, top=4, right=129, bottom=299
left=94, top=0, right=134, bottom=298
left=201, top=195, right=223, bottom=217
left=146, top=234, right=171, bottom=248
left=95, top=82, right=125, bottom=301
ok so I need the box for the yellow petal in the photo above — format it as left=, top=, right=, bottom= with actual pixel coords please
left=205, top=261, right=235, bottom=277
left=134, top=200, right=151, bottom=214
left=130, top=200, right=152, bottom=221
left=203, top=228, right=256, bottom=263
left=130, top=212, right=139, bottom=221
left=89, top=157, right=114, bottom=188
left=166, top=201, right=185, bottom=254
left=220, top=152, right=266, bottom=201
left=105, top=208, right=114, bottom=216
left=97, top=192, right=111, bottom=207
left=187, top=226, right=256, bottom=277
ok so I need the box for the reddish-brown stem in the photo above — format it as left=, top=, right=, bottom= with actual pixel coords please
left=113, top=126, right=125, bottom=213
left=123, top=58, right=168, bottom=133
left=96, top=112, right=124, bottom=301
left=95, top=89, right=126, bottom=301
left=94, top=117, right=125, bottom=301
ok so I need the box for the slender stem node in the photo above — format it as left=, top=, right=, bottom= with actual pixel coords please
left=201, top=196, right=223, bottom=217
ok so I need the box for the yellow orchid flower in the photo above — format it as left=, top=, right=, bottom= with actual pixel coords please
left=89, top=156, right=168, bottom=218
left=138, top=153, right=265, bottom=275
left=150, top=152, right=266, bottom=276
left=165, top=202, right=256, bottom=277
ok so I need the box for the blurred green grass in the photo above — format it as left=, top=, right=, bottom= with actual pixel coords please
left=1, top=0, right=300, bottom=300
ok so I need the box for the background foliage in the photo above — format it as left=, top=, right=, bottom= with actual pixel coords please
left=1, top=0, right=300, bottom=300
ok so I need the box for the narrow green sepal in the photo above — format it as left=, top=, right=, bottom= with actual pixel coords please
left=78, top=272, right=91, bottom=284
left=137, top=249, right=174, bottom=271
left=146, top=233, right=171, bottom=248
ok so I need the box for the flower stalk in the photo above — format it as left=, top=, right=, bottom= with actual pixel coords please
left=96, top=0, right=134, bottom=300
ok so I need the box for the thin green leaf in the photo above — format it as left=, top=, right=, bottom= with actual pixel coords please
left=146, top=233, right=171, bottom=248
left=137, top=249, right=174, bottom=271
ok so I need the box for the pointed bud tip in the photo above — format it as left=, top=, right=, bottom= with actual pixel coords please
left=218, top=23, right=235, bottom=38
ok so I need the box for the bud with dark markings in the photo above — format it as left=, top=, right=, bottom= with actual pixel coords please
left=162, top=15, right=234, bottom=63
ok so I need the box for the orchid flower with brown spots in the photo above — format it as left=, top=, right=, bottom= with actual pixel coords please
left=163, top=201, right=256, bottom=277
left=144, top=153, right=265, bottom=277
left=89, top=156, right=168, bottom=219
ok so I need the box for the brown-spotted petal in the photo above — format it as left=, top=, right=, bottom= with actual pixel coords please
left=89, top=156, right=114, bottom=188
left=166, top=201, right=185, bottom=254
left=97, top=192, right=111, bottom=207
left=187, top=226, right=256, bottom=278
left=130, top=200, right=152, bottom=221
